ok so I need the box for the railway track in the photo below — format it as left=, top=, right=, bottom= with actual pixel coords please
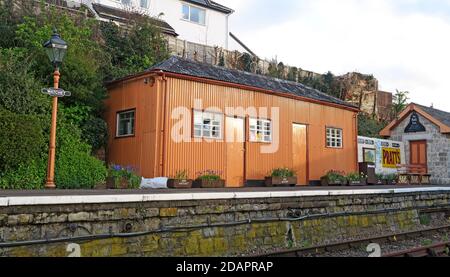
left=383, top=241, right=450, bottom=257
left=256, top=224, right=450, bottom=257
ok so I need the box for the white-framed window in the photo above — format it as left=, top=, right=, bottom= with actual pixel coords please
left=326, top=127, right=343, bottom=148
left=140, top=0, right=149, bottom=9
left=193, top=111, right=223, bottom=139
left=249, top=118, right=272, bottom=143
left=116, top=110, right=135, bottom=137
left=182, top=4, right=206, bottom=25
left=121, top=0, right=131, bottom=6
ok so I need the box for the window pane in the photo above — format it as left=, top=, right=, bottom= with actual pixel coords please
left=118, top=111, right=135, bottom=136
left=182, top=4, right=189, bottom=20
left=140, top=0, right=149, bottom=8
left=190, top=6, right=205, bottom=24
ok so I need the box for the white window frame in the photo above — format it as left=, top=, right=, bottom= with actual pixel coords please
left=193, top=110, right=223, bottom=140
left=249, top=118, right=272, bottom=143
left=116, top=110, right=135, bottom=138
left=139, top=0, right=150, bottom=9
left=326, top=127, right=343, bottom=148
left=181, top=3, right=206, bottom=25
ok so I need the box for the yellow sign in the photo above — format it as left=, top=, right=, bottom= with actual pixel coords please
left=382, top=148, right=401, bottom=168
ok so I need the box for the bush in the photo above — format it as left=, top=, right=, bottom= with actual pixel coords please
left=0, top=110, right=46, bottom=172
left=55, top=123, right=107, bottom=189
left=0, top=49, right=50, bottom=115
left=0, top=159, right=46, bottom=190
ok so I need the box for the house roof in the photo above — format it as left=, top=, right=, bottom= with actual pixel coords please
left=183, top=0, right=234, bottom=14
left=380, top=103, right=450, bottom=136
left=92, top=3, right=178, bottom=37
left=415, top=104, right=450, bottom=128
left=145, top=56, right=357, bottom=110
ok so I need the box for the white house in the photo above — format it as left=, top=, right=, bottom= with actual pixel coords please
left=75, top=0, right=233, bottom=49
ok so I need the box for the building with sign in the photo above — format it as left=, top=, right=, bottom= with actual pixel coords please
left=380, top=103, right=450, bottom=185
left=104, top=56, right=359, bottom=187
left=357, top=136, right=405, bottom=175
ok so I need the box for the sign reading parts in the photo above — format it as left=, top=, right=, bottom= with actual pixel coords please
left=382, top=148, right=401, bottom=168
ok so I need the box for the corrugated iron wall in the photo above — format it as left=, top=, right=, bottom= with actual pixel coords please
left=163, top=77, right=357, bottom=182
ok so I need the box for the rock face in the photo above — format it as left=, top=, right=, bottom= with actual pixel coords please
left=390, top=112, right=450, bottom=185
left=1, top=191, right=449, bottom=257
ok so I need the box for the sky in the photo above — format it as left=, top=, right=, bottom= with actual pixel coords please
left=215, top=0, right=450, bottom=111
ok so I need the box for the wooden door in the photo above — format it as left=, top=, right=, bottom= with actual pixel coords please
left=410, top=140, right=428, bottom=173
left=226, top=117, right=245, bottom=187
left=292, top=124, right=308, bottom=185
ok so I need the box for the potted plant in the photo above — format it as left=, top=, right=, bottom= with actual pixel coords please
left=383, top=174, right=398, bottom=186
left=168, top=170, right=193, bottom=189
left=107, top=165, right=141, bottom=189
left=346, top=172, right=368, bottom=186
left=265, top=168, right=297, bottom=187
left=194, top=170, right=225, bottom=188
left=320, top=170, right=346, bottom=186
left=375, top=174, right=386, bottom=185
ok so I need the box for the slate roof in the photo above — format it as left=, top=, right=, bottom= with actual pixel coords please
left=92, top=3, right=178, bottom=37
left=183, top=0, right=234, bottom=14
left=415, top=103, right=450, bottom=128
left=148, top=56, right=357, bottom=109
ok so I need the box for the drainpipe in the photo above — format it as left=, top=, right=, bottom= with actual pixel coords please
left=157, top=71, right=169, bottom=178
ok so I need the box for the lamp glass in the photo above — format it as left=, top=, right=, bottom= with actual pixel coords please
left=43, top=32, right=68, bottom=67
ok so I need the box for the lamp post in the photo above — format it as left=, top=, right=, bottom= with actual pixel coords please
left=43, top=29, right=68, bottom=189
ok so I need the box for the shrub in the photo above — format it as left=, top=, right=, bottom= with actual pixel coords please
left=270, top=168, right=295, bottom=178
left=55, top=123, right=107, bottom=189
left=0, top=109, right=46, bottom=172
left=0, top=159, right=46, bottom=190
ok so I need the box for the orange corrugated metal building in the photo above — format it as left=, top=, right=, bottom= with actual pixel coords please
left=104, top=56, right=359, bottom=186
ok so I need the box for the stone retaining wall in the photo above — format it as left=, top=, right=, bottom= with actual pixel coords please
left=1, top=191, right=450, bottom=257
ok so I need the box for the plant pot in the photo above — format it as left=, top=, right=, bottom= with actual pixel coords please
left=398, top=174, right=410, bottom=185
left=265, top=176, right=297, bottom=187
left=420, top=175, right=431, bottom=185
left=194, top=179, right=225, bottom=188
left=320, top=177, right=345, bottom=187
left=106, top=177, right=129, bottom=189
left=385, top=180, right=397, bottom=186
left=375, top=180, right=386, bottom=186
left=347, top=179, right=368, bottom=186
left=167, top=179, right=193, bottom=189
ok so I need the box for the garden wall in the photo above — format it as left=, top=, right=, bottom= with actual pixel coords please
left=1, top=190, right=450, bottom=257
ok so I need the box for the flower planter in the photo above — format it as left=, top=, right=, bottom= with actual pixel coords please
left=375, top=179, right=386, bottom=186
left=167, top=179, right=193, bottom=189
left=398, top=174, right=410, bottom=185
left=385, top=180, right=397, bottom=186
left=409, top=174, right=421, bottom=185
left=347, top=179, right=368, bottom=186
left=265, top=176, right=297, bottom=187
left=106, top=177, right=130, bottom=189
left=420, top=175, right=431, bottom=185
left=320, top=177, right=345, bottom=187
left=194, top=179, right=225, bottom=188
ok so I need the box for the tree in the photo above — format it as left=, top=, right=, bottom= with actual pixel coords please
left=358, top=113, right=387, bottom=138
left=392, top=90, right=410, bottom=118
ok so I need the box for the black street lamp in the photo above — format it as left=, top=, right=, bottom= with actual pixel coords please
left=42, top=29, right=68, bottom=189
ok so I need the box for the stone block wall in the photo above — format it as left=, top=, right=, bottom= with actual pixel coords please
left=390, top=113, right=450, bottom=185
left=1, top=192, right=450, bottom=257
